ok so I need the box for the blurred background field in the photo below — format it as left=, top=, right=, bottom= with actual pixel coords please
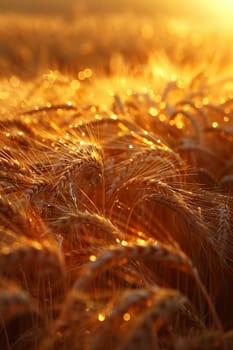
left=0, top=0, right=232, bottom=81
left=0, top=0, right=208, bottom=17
left=0, top=0, right=232, bottom=26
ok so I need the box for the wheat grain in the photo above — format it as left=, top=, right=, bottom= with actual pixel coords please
left=216, top=203, right=232, bottom=267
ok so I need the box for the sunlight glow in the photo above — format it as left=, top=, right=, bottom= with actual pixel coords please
left=98, top=313, right=105, bottom=322
left=212, top=122, right=219, bottom=128
left=89, top=255, right=96, bottom=262
left=212, top=0, right=233, bottom=11
left=200, top=0, right=233, bottom=28
left=123, top=313, right=131, bottom=321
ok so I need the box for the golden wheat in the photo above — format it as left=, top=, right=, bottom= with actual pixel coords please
left=0, top=9, right=232, bottom=350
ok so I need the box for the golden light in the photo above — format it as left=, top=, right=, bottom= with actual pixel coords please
left=89, top=255, right=96, bottom=262
left=211, top=0, right=233, bottom=12
left=98, top=313, right=105, bottom=322
left=212, top=122, right=219, bottom=128
left=123, top=313, right=131, bottom=321
left=146, top=0, right=233, bottom=30
left=197, top=0, right=233, bottom=28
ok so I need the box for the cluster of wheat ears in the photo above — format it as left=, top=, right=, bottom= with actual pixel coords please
left=0, top=12, right=232, bottom=350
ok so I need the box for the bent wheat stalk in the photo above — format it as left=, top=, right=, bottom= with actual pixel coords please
left=91, top=287, right=187, bottom=350
left=63, top=241, right=224, bottom=341
left=0, top=238, right=64, bottom=281
left=73, top=242, right=193, bottom=290
left=117, top=289, right=186, bottom=350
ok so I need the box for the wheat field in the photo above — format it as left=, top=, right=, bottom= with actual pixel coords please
left=0, top=11, right=233, bottom=350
